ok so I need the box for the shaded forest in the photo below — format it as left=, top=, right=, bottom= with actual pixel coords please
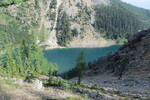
left=94, top=5, right=143, bottom=40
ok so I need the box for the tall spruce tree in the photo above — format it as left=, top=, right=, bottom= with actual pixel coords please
left=56, top=12, right=71, bottom=46
left=0, top=34, right=58, bottom=78
left=76, top=51, right=86, bottom=84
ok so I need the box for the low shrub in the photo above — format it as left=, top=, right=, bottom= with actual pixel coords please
left=48, top=76, right=70, bottom=90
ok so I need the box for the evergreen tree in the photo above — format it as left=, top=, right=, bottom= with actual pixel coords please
left=72, top=28, right=79, bottom=37
left=75, top=51, right=86, bottom=84
left=39, top=24, right=46, bottom=42
left=50, top=0, right=57, bottom=9
left=56, top=12, right=71, bottom=46
left=14, top=49, right=24, bottom=76
left=0, top=34, right=58, bottom=78
left=118, top=58, right=129, bottom=79
left=94, top=5, right=143, bottom=40
left=0, top=64, right=6, bottom=77
left=5, top=45, right=19, bottom=77
left=34, top=48, right=43, bottom=74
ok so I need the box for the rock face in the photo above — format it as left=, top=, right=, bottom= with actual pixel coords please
left=86, top=29, right=150, bottom=78
left=83, top=29, right=150, bottom=99
left=32, top=79, right=43, bottom=90
left=56, top=0, right=114, bottom=48
left=24, top=78, right=43, bottom=90
left=1, top=0, right=150, bottom=48
left=0, top=0, right=115, bottom=48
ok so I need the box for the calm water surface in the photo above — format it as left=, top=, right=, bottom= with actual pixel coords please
left=43, top=45, right=121, bottom=73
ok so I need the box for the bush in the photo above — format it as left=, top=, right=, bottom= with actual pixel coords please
left=0, top=0, right=24, bottom=7
left=48, top=76, right=70, bottom=89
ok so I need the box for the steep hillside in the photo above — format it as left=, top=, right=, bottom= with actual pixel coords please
left=0, top=11, right=31, bottom=50
left=0, top=0, right=150, bottom=48
left=86, top=29, right=150, bottom=78
left=94, top=5, right=143, bottom=40
left=73, top=29, right=150, bottom=99
left=113, top=0, right=150, bottom=28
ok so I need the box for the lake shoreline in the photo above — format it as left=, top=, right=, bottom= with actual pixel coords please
left=44, top=43, right=122, bottom=50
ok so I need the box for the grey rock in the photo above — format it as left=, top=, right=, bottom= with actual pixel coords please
left=86, top=29, right=150, bottom=89
left=32, top=79, right=43, bottom=90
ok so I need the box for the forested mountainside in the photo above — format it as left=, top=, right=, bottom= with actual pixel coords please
left=86, top=29, right=150, bottom=78
left=0, top=0, right=150, bottom=48
left=112, top=0, right=150, bottom=28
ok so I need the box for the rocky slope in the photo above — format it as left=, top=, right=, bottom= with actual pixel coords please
left=0, top=0, right=150, bottom=48
left=1, top=75, right=142, bottom=100
left=82, top=29, right=150, bottom=99
left=86, top=29, right=150, bottom=77
left=0, top=0, right=113, bottom=49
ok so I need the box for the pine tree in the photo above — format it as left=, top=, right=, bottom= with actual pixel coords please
left=0, top=65, right=5, bottom=77
left=72, top=28, right=78, bottom=37
left=75, top=51, right=86, bottom=85
left=15, top=50, right=24, bottom=76
left=0, top=34, right=58, bottom=78
left=5, top=45, right=19, bottom=77
left=56, top=12, right=71, bottom=46
left=118, top=58, right=129, bottom=79
left=50, top=0, right=57, bottom=9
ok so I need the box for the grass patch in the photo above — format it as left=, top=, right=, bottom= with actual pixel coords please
left=0, top=79, right=21, bottom=88
left=70, top=83, right=104, bottom=91
left=0, top=12, right=19, bottom=25
left=116, top=38, right=128, bottom=44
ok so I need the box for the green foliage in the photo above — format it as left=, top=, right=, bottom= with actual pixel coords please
left=0, top=0, right=25, bottom=7
left=94, top=0, right=150, bottom=40
left=48, top=76, right=70, bottom=89
left=94, top=5, right=143, bottom=40
left=0, top=12, right=30, bottom=50
left=49, top=12, right=56, bottom=21
left=39, top=24, right=47, bottom=42
left=111, top=0, right=150, bottom=28
left=71, top=28, right=79, bottom=37
left=41, top=60, right=58, bottom=76
left=83, top=93, right=88, bottom=100
left=34, top=0, right=40, bottom=9
left=0, top=79, right=20, bottom=88
left=0, top=38, right=58, bottom=78
left=50, top=0, right=57, bottom=9
left=64, top=67, right=78, bottom=80
left=116, top=38, right=128, bottom=44
left=76, top=51, right=86, bottom=84
left=64, top=51, right=86, bottom=81
left=56, top=12, right=71, bottom=46
left=0, top=9, right=57, bottom=78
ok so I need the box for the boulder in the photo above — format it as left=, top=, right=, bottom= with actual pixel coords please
left=32, top=79, right=43, bottom=90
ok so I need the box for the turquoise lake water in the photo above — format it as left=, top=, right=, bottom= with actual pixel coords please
left=43, top=45, right=121, bottom=74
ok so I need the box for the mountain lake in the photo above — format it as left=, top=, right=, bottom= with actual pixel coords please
left=43, top=45, right=121, bottom=74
